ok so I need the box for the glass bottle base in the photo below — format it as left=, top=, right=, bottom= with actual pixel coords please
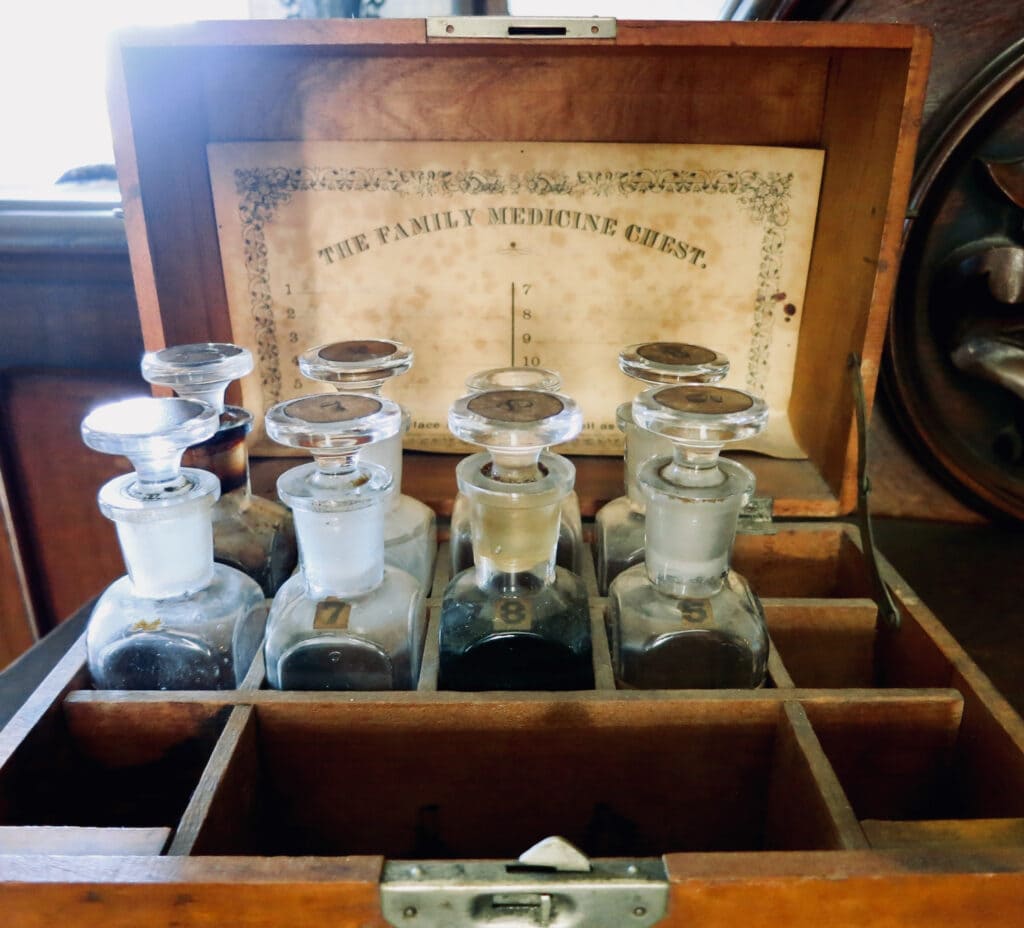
left=606, top=565, right=768, bottom=689
left=438, top=567, right=593, bottom=691
left=264, top=567, right=426, bottom=691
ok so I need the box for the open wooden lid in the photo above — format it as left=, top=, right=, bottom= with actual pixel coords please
left=108, top=19, right=930, bottom=517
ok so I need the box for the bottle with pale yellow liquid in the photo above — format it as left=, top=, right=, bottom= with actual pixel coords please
left=438, top=388, right=591, bottom=691
left=448, top=366, right=584, bottom=577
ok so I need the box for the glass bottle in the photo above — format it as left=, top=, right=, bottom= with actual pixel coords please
left=141, top=342, right=297, bottom=597
left=438, top=388, right=593, bottom=691
left=299, top=339, right=437, bottom=593
left=606, top=384, right=769, bottom=689
left=263, top=392, right=427, bottom=690
left=82, top=397, right=267, bottom=690
left=594, top=342, right=729, bottom=594
left=449, top=367, right=584, bottom=576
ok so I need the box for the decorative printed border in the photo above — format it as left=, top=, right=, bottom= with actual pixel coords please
left=234, top=167, right=794, bottom=401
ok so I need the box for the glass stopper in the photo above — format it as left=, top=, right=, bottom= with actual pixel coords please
left=633, top=385, right=768, bottom=448
left=450, top=389, right=582, bottom=482
left=81, top=396, right=219, bottom=491
left=299, top=339, right=413, bottom=391
left=265, top=393, right=403, bottom=454
left=450, top=389, right=582, bottom=452
left=141, top=343, right=254, bottom=412
left=619, top=342, right=729, bottom=385
left=466, top=366, right=561, bottom=393
left=266, top=392, right=404, bottom=513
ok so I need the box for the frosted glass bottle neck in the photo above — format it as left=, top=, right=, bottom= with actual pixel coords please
left=472, top=496, right=560, bottom=588
left=296, top=501, right=385, bottom=598
left=277, top=461, right=390, bottom=598
left=458, top=452, right=568, bottom=587
left=114, top=504, right=215, bottom=599
left=641, top=456, right=752, bottom=597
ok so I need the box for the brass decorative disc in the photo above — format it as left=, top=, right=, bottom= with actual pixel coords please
left=656, top=385, right=754, bottom=414
left=636, top=342, right=717, bottom=366
left=318, top=340, right=398, bottom=363
left=283, top=394, right=382, bottom=423
left=467, top=389, right=564, bottom=422
left=164, top=344, right=245, bottom=365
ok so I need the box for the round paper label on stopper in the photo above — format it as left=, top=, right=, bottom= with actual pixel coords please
left=636, top=343, right=717, bottom=366
left=657, top=386, right=754, bottom=415
left=318, top=340, right=397, bottom=363
left=284, top=394, right=383, bottom=423
left=467, top=390, right=564, bottom=423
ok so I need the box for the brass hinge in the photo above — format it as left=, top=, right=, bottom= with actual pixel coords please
left=381, top=837, right=667, bottom=928
left=427, top=17, right=617, bottom=40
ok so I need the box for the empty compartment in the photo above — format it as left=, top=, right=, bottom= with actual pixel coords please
left=766, top=593, right=958, bottom=690
left=803, top=693, right=1024, bottom=835
left=0, top=695, right=228, bottom=829
left=733, top=527, right=871, bottom=599
left=190, top=697, right=856, bottom=857
left=765, top=599, right=879, bottom=688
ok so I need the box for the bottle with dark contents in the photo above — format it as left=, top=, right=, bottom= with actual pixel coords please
left=82, top=397, right=266, bottom=690
left=606, top=384, right=769, bottom=689
left=594, top=343, right=729, bottom=594
left=141, top=343, right=296, bottom=597
left=439, top=388, right=592, bottom=691
left=448, top=366, right=585, bottom=578
left=299, top=339, right=437, bottom=593
left=262, top=393, right=426, bottom=691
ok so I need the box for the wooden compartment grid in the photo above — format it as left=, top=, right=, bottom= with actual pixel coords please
left=0, top=525, right=1001, bottom=853
left=5, top=521, right=1024, bottom=924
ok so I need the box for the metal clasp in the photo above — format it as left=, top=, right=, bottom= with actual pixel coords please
left=427, top=18, right=617, bottom=40
left=381, top=837, right=668, bottom=928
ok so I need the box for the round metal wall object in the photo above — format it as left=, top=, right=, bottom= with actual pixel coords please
left=887, top=40, right=1024, bottom=519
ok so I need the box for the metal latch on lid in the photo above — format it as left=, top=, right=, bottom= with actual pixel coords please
left=381, top=836, right=668, bottom=928
left=427, top=17, right=617, bottom=40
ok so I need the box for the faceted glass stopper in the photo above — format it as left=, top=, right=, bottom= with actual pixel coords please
left=619, top=342, right=729, bottom=385
left=265, top=393, right=403, bottom=453
left=449, top=389, right=582, bottom=452
left=634, top=385, right=767, bottom=447
left=299, top=339, right=413, bottom=389
left=141, top=343, right=254, bottom=412
left=466, top=366, right=561, bottom=393
left=81, top=396, right=219, bottom=486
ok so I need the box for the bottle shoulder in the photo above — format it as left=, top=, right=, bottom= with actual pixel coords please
left=94, top=565, right=262, bottom=614
left=595, top=495, right=645, bottom=525
left=610, top=568, right=763, bottom=626
left=270, top=566, right=422, bottom=619
left=392, top=493, right=437, bottom=522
